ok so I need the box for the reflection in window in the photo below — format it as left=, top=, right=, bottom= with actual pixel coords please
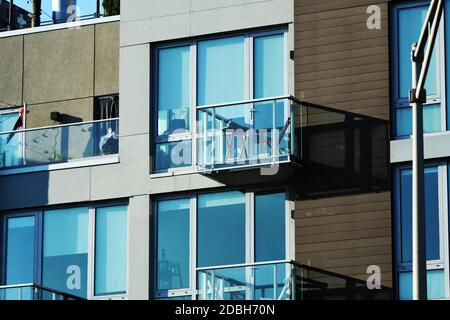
left=43, top=207, right=89, bottom=298
left=255, top=193, right=286, bottom=262
left=156, top=198, right=190, bottom=291
left=95, top=205, right=128, bottom=296
left=6, top=216, right=35, bottom=285
left=197, top=191, right=246, bottom=267
left=158, top=46, right=191, bottom=136
left=400, top=167, right=440, bottom=262
left=197, top=36, right=245, bottom=106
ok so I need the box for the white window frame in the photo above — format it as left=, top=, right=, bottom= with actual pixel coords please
left=151, top=28, right=289, bottom=174
left=391, top=1, right=447, bottom=138
left=394, top=162, right=450, bottom=299
left=152, top=188, right=293, bottom=300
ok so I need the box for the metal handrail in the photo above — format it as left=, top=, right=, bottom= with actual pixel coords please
left=0, top=283, right=84, bottom=300
left=196, top=260, right=292, bottom=272
left=196, top=95, right=293, bottom=110
left=0, top=118, right=119, bottom=135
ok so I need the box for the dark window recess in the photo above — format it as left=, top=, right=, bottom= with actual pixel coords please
left=94, top=95, right=119, bottom=120
left=94, top=95, right=119, bottom=156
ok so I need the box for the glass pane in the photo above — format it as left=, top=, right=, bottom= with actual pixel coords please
left=158, top=46, right=190, bottom=136
left=6, top=216, right=35, bottom=285
left=197, top=36, right=245, bottom=105
left=0, top=112, right=22, bottom=168
left=197, top=191, right=246, bottom=267
left=43, top=207, right=89, bottom=299
left=254, top=264, right=286, bottom=300
left=95, top=205, right=128, bottom=296
left=156, top=295, right=192, bottom=300
left=255, top=193, right=286, bottom=262
left=400, top=167, right=440, bottom=263
left=399, top=269, right=445, bottom=300
left=398, top=5, right=438, bottom=99
left=395, top=104, right=441, bottom=137
left=155, top=141, right=192, bottom=171
left=156, top=198, right=190, bottom=291
left=254, top=34, right=285, bottom=98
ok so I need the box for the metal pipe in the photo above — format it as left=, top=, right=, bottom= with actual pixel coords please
left=411, top=43, right=427, bottom=301
left=416, top=0, right=444, bottom=96
left=8, top=0, right=13, bottom=30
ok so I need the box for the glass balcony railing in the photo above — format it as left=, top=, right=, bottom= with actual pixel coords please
left=197, top=261, right=297, bottom=300
left=0, top=118, right=119, bottom=170
left=197, top=96, right=301, bottom=172
left=0, top=0, right=119, bottom=33
left=0, top=284, right=82, bottom=300
left=196, top=261, right=392, bottom=300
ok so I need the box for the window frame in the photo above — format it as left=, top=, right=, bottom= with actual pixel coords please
left=151, top=28, right=289, bottom=174
left=0, top=201, right=128, bottom=300
left=152, top=187, right=292, bottom=300
left=393, top=162, right=450, bottom=299
left=391, top=0, right=447, bottom=138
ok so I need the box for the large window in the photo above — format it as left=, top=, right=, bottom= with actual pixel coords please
left=153, top=30, right=287, bottom=172
left=153, top=190, right=290, bottom=300
left=391, top=1, right=448, bottom=138
left=1, top=204, right=128, bottom=299
left=394, top=164, right=449, bottom=300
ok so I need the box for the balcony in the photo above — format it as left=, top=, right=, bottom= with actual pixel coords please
left=196, top=96, right=301, bottom=173
left=197, top=261, right=392, bottom=300
left=0, top=284, right=82, bottom=300
left=196, top=96, right=389, bottom=191
left=0, top=118, right=119, bottom=173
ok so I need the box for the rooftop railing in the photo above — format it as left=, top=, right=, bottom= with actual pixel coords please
left=0, top=283, right=83, bottom=300
left=0, top=0, right=118, bottom=33
left=0, top=118, right=119, bottom=170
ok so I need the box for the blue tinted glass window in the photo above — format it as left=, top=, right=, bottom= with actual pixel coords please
left=398, top=5, right=438, bottom=99
left=400, top=167, right=440, bottom=263
left=6, top=216, right=35, bottom=285
left=399, top=269, right=445, bottom=300
left=157, top=199, right=190, bottom=291
left=255, top=192, right=286, bottom=262
left=197, top=36, right=245, bottom=105
left=158, top=46, right=190, bottom=136
left=396, top=104, right=442, bottom=137
left=0, top=112, right=22, bottom=168
left=43, top=207, right=89, bottom=298
left=197, top=191, right=246, bottom=267
left=254, top=34, right=285, bottom=98
left=95, top=205, right=128, bottom=296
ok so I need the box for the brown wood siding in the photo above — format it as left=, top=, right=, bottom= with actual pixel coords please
left=294, top=0, right=393, bottom=290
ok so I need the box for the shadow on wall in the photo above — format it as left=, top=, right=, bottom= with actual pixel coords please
left=293, top=101, right=390, bottom=200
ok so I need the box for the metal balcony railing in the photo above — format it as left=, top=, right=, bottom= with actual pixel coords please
left=196, top=261, right=392, bottom=300
left=196, top=96, right=301, bottom=172
left=0, top=283, right=83, bottom=300
left=0, top=118, right=119, bottom=170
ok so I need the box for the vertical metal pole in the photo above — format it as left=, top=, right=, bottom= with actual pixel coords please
left=96, top=0, right=101, bottom=18
left=8, top=0, right=13, bottom=30
left=411, top=43, right=427, bottom=300
left=22, top=103, right=27, bottom=166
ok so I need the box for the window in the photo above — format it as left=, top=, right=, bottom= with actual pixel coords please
left=153, top=30, right=287, bottom=172
left=5, top=216, right=36, bottom=285
left=394, top=164, right=449, bottom=300
left=94, top=205, right=128, bottom=296
left=0, top=108, right=22, bottom=168
left=43, top=207, right=89, bottom=298
left=197, top=191, right=246, bottom=267
left=156, top=198, right=190, bottom=291
left=391, top=1, right=446, bottom=137
left=1, top=203, right=128, bottom=299
left=154, top=190, right=289, bottom=300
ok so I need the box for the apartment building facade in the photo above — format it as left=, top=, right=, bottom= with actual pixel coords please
left=0, top=0, right=448, bottom=300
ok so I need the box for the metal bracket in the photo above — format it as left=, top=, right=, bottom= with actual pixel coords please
left=409, top=89, right=427, bottom=104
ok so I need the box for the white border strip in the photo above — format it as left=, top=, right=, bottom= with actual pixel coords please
left=0, top=16, right=120, bottom=39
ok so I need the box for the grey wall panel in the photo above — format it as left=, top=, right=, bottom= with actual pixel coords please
left=0, top=36, right=23, bottom=106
